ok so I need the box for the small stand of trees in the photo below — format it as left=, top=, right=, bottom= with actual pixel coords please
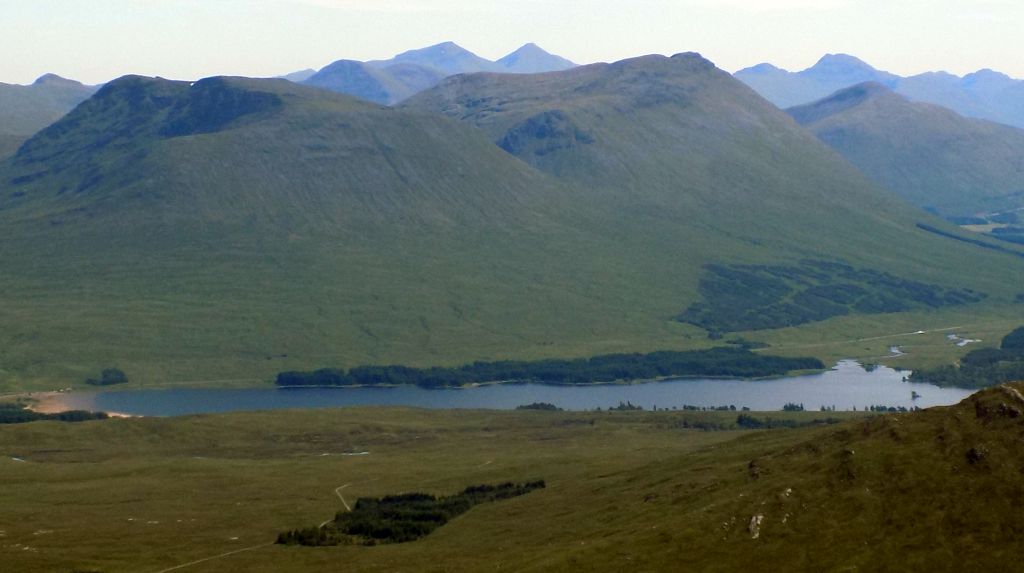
left=0, top=403, right=108, bottom=424
left=275, top=348, right=824, bottom=389
left=515, top=402, right=562, bottom=411
left=736, top=414, right=842, bottom=430
left=278, top=481, right=546, bottom=546
left=85, top=368, right=129, bottom=386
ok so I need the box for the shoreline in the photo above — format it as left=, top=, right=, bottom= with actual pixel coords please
left=13, top=391, right=138, bottom=418
left=18, top=391, right=70, bottom=414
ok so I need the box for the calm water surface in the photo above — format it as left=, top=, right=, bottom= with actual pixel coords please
left=57, top=360, right=975, bottom=416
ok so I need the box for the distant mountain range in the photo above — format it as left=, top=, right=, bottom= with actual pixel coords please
left=296, top=42, right=576, bottom=105
left=1, top=54, right=1019, bottom=385
left=0, top=74, right=96, bottom=158
left=737, top=54, right=1024, bottom=129
left=788, top=82, right=1024, bottom=217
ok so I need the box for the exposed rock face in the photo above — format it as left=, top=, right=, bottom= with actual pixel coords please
left=749, top=514, right=764, bottom=539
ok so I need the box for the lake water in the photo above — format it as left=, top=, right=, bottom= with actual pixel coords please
left=55, top=360, right=975, bottom=416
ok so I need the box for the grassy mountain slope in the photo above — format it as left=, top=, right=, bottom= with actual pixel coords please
left=0, top=75, right=625, bottom=389
left=3, top=385, right=1023, bottom=571
left=0, top=74, right=96, bottom=139
left=0, top=58, right=1022, bottom=391
left=621, top=382, right=1024, bottom=571
left=788, top=82, right=1024, bottom=217
left=406, top=53, right=1024, bottom=282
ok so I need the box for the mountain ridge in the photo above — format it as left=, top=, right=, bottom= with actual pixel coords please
left=293, top=41, right=576, bottom=105
left=736, top=54, right=1024, bottom=128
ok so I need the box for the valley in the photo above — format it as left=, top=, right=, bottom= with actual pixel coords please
left=3, top=5, right=1024, bottom=568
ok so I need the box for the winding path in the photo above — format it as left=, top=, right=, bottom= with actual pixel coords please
left=154, top=483, right=356, bottom=571
left=334, top=483, right=353, bottom=511
left=319, top=483, right=354, bottom=528
left=151, top=543, right=274, bottom=573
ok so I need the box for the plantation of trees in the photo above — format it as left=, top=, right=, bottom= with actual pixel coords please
left=278, top=481, right=546, bottom=546
left=275, top=348, right=823, bottom=388
left=0, top=402, right=108, bottom=424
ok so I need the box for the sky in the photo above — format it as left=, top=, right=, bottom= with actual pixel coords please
left=1, top=0, right=1022, bottom=85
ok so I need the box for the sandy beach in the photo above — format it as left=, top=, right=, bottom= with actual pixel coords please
left=20, top=391, right=73, bottom=414
left=10, top=391, right=137, bottom=418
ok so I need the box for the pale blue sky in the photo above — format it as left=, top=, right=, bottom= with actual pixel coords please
left=1, top=0, right=1021, bottom=84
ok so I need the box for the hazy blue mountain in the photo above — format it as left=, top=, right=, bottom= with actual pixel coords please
left=295, top=42, right=576, bottom=104
left=378, top=63, right=449, bottom=96
left=496, top=43, right=576, bottom=73
left=737, top=55, right=1024, bottom=128
left=0, top=74, right=97, bottom=154
left=898, top=69, right=1024, bottom=129
left=279, top=68, right=317, bottom=83
left=302, top=59, right=445, bottom=105
left=367, top=41, right=500, bottom=75
left=789, top=82, right=1024, bottom=217
left=735, top=54, right=898, bottom=108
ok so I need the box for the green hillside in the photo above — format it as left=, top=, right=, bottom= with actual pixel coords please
left=788, top=82, right=1024, bottom=217
left=0, top=57, right=1022, bottom=391
left=2, top=385, right=1023, bottom=571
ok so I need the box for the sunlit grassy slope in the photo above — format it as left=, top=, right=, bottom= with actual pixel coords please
left=1, top=58, right=1023, bottom=392
left=2, top=383, right=1023, bottom=571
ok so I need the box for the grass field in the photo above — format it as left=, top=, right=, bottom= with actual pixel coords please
left=3, top=302, right=1020, bottom=396
left=0, top=407, right=863, bottom=572
left=6, top=383, right=1024, bottom=572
